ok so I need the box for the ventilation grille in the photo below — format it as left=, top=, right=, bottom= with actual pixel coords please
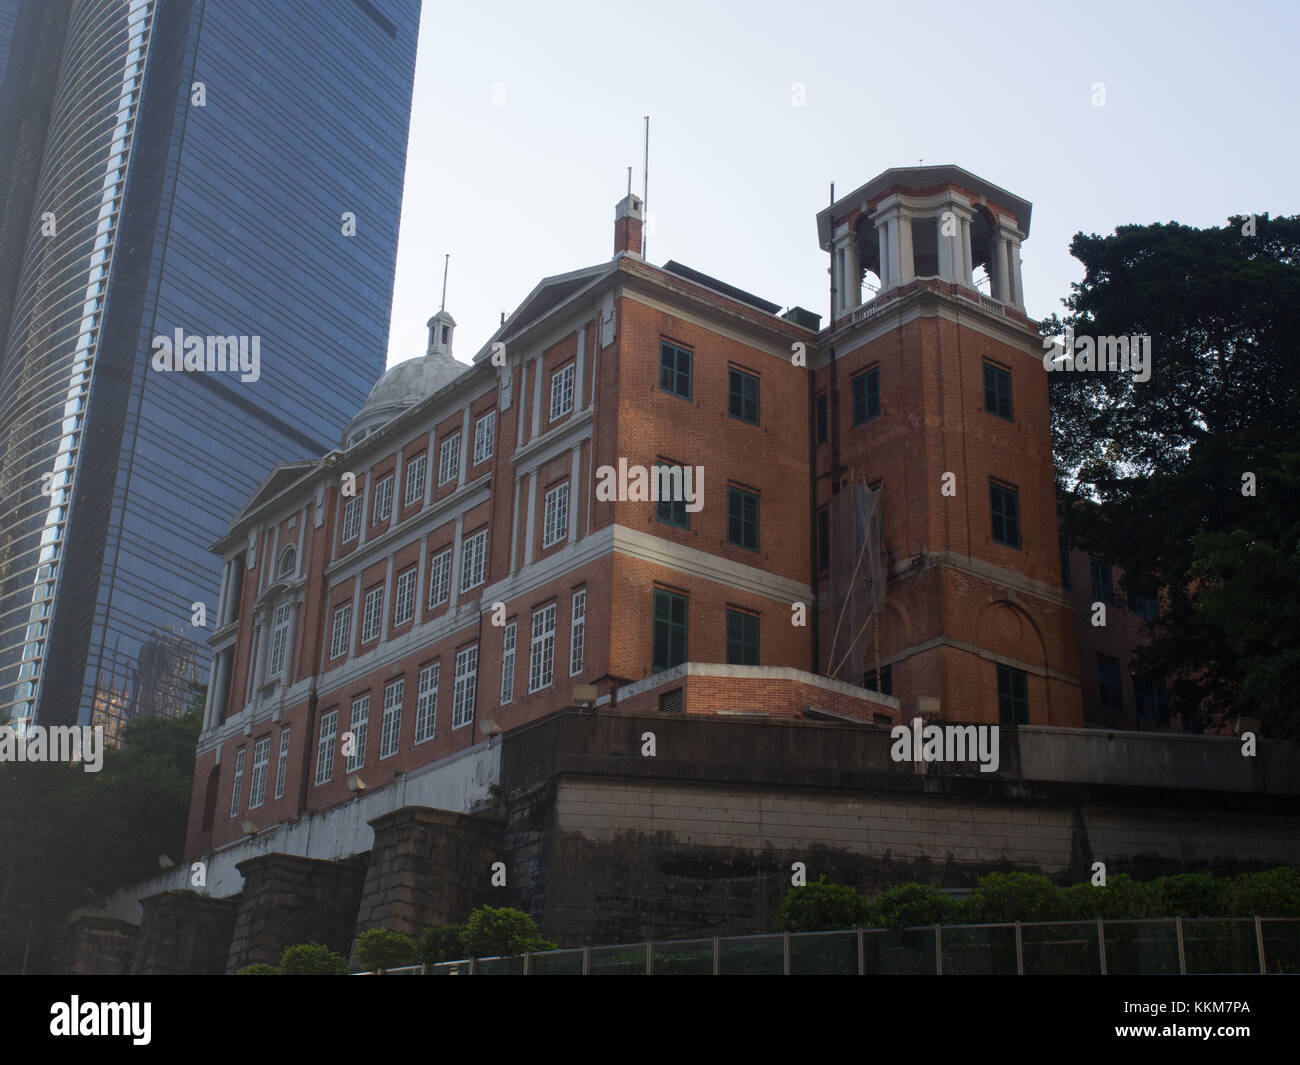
left=659, top=688, right=683, bottom=714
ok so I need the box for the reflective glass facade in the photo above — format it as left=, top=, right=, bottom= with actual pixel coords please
left=0, top=0, right=420, bottom=732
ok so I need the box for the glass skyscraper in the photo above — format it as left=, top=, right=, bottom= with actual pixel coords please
left=0, top=0, right=420, bottom=733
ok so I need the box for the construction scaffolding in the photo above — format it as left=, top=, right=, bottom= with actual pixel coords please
left=827, top=481, right=885, bottom=684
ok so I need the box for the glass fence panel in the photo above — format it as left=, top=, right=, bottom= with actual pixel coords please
left=476, top=955, right=526, bottom=975
left=1021, top=922, right=1102, bottom=975
left=718, top=934, right=785, bottom=975
left=1103, top=920, right=1180, bottom=975
left=940, top=923, right=1018, bottom=975
left=429, top=960, right=471, bottom=975
left=589, top=944, right=651, bottom=975
left=1182, top=919, right=1261, bottom=975
left=1261, top=919, right=1300, bottom=974
left=789, top=931, right=859, bottom=975
left=862, top=928, right=936, bottom=975
left=530, top=949, right=586, bottom=975
left=653, top=939, right=715, bottom=975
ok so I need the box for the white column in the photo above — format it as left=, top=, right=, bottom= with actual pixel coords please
left=568, top=447, right=581, bottom=543
left=896, top=211, right=915, bottom=285
left=575, top=329, right=586, bottom=411
left=937, top=218, right=953, bottom=282
left=379, top=557, right=395, bottom=640
left=1007, top=238, right=1024, bottom=307
left=509, top=475, right=522, bottom=575
left=523, top=472, right=537, bottom=566
left=531, top=355, right=543, bottom=438
left=992, top=235, right=1011, bottom=302
left=459, top=407, right=471, bottom=484
left=449, top=515, right=465, bottom=608
left=960, top=217, right=974, bottom=287
left=358, top=473, right=373, bottom=547
left=422, top=431, right=436, bottom=507
left=876, top=220, right=891, bottom=289
left=844, top=238, right=861, bottom=309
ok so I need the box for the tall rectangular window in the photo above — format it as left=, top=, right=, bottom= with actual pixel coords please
left=380, top=678, right=404, bottom=758
left=414, top=663, right=439, bottom=743
left=529, top=603, right=557, bottom=692
left=725, top=609, right=759, bottom=666
left=329, top=602, right=352, bottom=660
left=452, top=646, right=478, bottom=729
left=346, top=694, right=369, bottom=772
left=372, top=474, right=394, bottom=523
left=851, top=367, right=880, bottom=425
left=229, top=748, right=246, bottom=819
left=268, top=601, right=292, bottom=679
left=983, top=362, right=1013, bottom=420
left=1098, top=655, right=1124, bottom=712
left=438, top=433, right=461, bottom=485
left=315, top=709, right=338, bottom=786
left=249, top=736, right=270, bottom=809
left=500, top=622, right=516, bottom=704
left=652, top=589, right=687, bottom=672
left=815, top=393, right=828, bottom=444
left=543, top=482, right=569, bottom=548
left=1090, top=558, right=1114, bottom=604
left=460, top=529, right=488, bottom=591
left=863, top=664, right=893, bottom=696
left=1060, top=545, right=1072, bottom=590
left=428, top=546, right=452, bottom=607
left=570, top=590, right=586, bottom=676
left=654, top=463, right=690, bottom=529
left=274, top=727, right=290, bottom=800
left=342, top=496, right=361, bottom=541
left=728, top=367, right=759, bottom=424
left=394, top=568, right=417, bottom=626
left=404, top=453, right=426, bottom=505
left=659, top=341, right=692, bottom=399
left=727, top=486, right=759, bottom=550
left=997, top=664, right=1028, bottom=725
left=990, top=481, right=1021, bottom=549
left=1132, top=672, right=1167, bottom=721
left=550, top=363, right=575, bottom=421
left=473, top=410, right=496, bottom=464
left=361, top=585, right=384, bottom=642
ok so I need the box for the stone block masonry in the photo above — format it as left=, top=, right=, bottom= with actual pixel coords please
left=131, top=891, right=239, bottom=975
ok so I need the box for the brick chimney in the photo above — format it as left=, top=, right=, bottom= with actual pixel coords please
left=613, top=193, right=644, bottom=258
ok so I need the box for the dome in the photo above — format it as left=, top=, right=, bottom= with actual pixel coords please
left=342, top=309, right=464, bottom=447
left=342, top=346, right=467, bottom=448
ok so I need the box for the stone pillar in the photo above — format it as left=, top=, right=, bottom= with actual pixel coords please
left=53, top=916, right=139, bottom=975
left=354, top=806, right=504, bottom=939
left=225, top=853, right=367, bottom=973
left=131, top=890, right=239, bottom=975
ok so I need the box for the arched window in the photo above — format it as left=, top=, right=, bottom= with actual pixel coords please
left=277, top=545, right=297, bottom=579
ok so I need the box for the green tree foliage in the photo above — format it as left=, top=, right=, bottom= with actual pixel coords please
left=869, top=883, right=955, bottom=929
left=236, top=962, right=281, bottom=975
left=416, top=924, right=466, bottom=964
left=777, top=876, right=871, bottom=932
left=355, top=928, right=416, bottom=971
left=1225, top=868, right=1300, bottom=917
left=279, top=942, right=348, bottom=975
left=965, top=872, right=1064, bottom=922
left=459, top=906, right=555, bottom=958
left=1043, top=216, right=1300, bottom=736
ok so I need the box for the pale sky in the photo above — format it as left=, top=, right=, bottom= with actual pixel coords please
left=385, top=0, right=1300, bottom=370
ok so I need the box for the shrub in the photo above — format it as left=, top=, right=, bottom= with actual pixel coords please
left=870, top=883, right=954, bottom=929
left=1059, top=874, right=1152, bottom=920
left=1226, top=867, right=1300, bottom=917
left=460, top=906, right=556, bottom=958
left=236, top=962, right=280, bottom=975
left=416, top=924, right=466, bottom=964
left=966, top=873, right=1064, bottom=923
left=355, top=928, right=416, bottom=971
left=1149, top=872, right=1230, bottom=917
left=278, top=942, right=348, bottom=975
left=777, top=876, right=871, bottom=932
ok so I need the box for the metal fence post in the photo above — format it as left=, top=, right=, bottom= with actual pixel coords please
left=469, top=956, right=479, bottom=976
left=857, top=928, right=865, bottom=976
left=1097, top=919, right=1108, bottom=976
left=646, top=940, right=654, bottom=976
left=1175, top=916, right=1187, bottom=975
left=783, top=931, right=791, bottom=975
left=934, top=924, right=943, bottom=975
left=523, top=951, right=533, bottom=975
left=1014, top=921, right=1024, bottom=975
left=419, top=962, right=428, bottom=975
left=1255, top=915, right=1267, bottom=975
left=712, top=936, right=720, bottom=976
left=582, top=945, right=591, bottom=975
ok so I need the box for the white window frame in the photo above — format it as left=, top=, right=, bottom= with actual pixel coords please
left=550, top=363, right=575, bottom=421
left=460, top=528, right=488, bottom=593
left=315, top=709, right=338, bottom=786
left=473, top=410, right=496, bottom=464
left=346, top=694, right=369, bottom=772
left=380, top=678, right=404, bottom=758
left=342, top=495, right=361, bottom=542
left=542, top=481, right=569, bottom=548
left=570, top=589, right=586, bottom=676
left=438, top=433, right=461, bottom=485
left=414, top=662, right=439, bottom=743
left=404, top=453, right=426, bottom=505
left=394, top=567, right=417, bottom=626
left=528, top=603, right=557, bottom=692
left=427, top=546, right=452, bottom=607
left=249, top=736, right=270, bottom=809
left=268, top=600, right=293, bottom=679
left=361, top=585, right=384, bottom=643
left=274, top=726, right=290, bottom=800
left=452, top=645, right=478, bottom=729
left=372, top=474, right=394, bottom=523
left=229, top=748, right=245, bottom=818
left=329, top=601, right=352, bottom=660
left=500, top=621, right=516, bottom=705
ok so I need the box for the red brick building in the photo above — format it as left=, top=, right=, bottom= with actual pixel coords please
left=187, top=165, right=1089, bottom=858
